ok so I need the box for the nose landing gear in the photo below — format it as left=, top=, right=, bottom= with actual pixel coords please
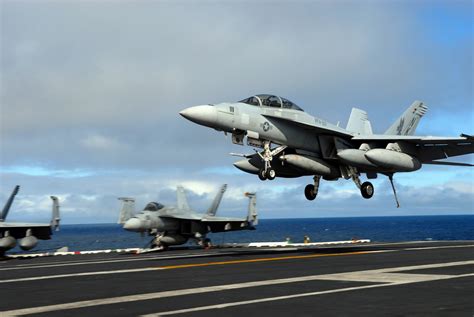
left=256, top=141, right=286, bottom=181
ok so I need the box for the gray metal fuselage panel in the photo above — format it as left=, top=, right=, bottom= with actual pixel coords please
left=213, top=103, right=349, bottom=154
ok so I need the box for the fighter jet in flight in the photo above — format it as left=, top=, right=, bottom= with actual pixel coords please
left=0, top=185, right=60, bottom=255
left=118, top=184, right=258, bottom=249
left=180, top=94, right=473, bottom=207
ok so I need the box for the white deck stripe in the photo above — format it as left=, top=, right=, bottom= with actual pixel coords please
left=0, top=251, right=231, bottom=271
left=0, top=251, right=472, bottom=285
left=1, top=260, right=473, bottom=316
left=0, top=250, right=391, bottom=284
left=0, top=267, right=166, bottom=283
left=143, top=273, right=474, bottom=317
left=403, top=244, right=474, bottom=251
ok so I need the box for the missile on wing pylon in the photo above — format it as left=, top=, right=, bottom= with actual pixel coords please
left=365, top=149, right=421, bottom=172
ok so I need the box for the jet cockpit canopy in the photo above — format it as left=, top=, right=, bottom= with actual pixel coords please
left=144, top=202, right=164, bottom=211
left=239, top=94, right=304, bottom=111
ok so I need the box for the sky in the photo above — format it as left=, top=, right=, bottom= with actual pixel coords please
left=0, top=0, right=473, bottom=224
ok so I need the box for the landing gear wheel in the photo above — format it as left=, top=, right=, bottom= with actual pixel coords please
left=266, top=169, right=276, bottom=180
left=304, top=184, right=317, bottom=201
left=361, top=182, right=374, bottom=199
left=258, top=169, right=267, bottom=181
left=150, top=241, right=167, bottom=250
left=203, top=238, right=212, bottom=249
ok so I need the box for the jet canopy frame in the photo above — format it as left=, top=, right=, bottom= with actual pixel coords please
left=239, top=94, right=304, bottom=111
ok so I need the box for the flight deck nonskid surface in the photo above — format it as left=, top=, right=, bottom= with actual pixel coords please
left=0, top=241, right=473, bottom=316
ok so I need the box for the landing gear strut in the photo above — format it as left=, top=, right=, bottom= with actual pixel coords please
left=349, top=168, right=374, bottom=199
left=256, top=141, right=286, bottom=181
left=199, top=238, right=212, bottom=249
left=149, top=233, right=167, bottom=250
left=304, top=175, right=321, bottom=201
left=195, top=232, right=212, bottom=248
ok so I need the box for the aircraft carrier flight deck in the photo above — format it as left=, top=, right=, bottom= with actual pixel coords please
left=0, top=240, right=473, bottom=316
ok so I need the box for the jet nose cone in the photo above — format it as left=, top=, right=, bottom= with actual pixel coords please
left=179, top=105, right=218, bottom=128
left=123, top=218, right=142, bottom=231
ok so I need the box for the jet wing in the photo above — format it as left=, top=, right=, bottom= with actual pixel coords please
left=352, top=134, right=474, bottom=162
left=201, top=216, right=247, bottom=222
left=351, top=134, right=473, bottom=143
left=159, top=213, right=202, bottom=221
left=261, top=113, right=353, bottom=138
left=0, top=223, right=52, bottom=239
left=201, top=216, right=254, bottom=233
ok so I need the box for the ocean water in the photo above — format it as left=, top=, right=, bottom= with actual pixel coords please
left=8, top=215, right=474, bottom=254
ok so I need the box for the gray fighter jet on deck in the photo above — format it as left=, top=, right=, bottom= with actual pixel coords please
left=0, top=186, right=60, bottom=255
left=118, top=185, right=258, bottom=248
left=180, top=95, right=473, bottom=207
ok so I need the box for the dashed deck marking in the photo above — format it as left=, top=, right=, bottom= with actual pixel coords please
left=1, top=260, right=473, bottom=316
left=0, top=251, right=229, bottom=271
left=0, top=250, right=373, bottom=283
left=142, top=273, right=474, bottom=316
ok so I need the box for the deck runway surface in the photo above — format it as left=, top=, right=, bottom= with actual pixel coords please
left=0, top=241, right=473, bottom=316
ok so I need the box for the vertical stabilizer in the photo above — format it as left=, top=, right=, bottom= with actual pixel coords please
left=346, top=108, right=373, bottom=136
left=176, top=186, right=191, bottom=210
left=118, top=197, right=135, bottom=224
left=50, top=196, right=61, bottom=231
left=245, top=192, right=258, bottom=226
left=1, top=185, right=20, bottom=222
left=206, top=184, right=227, bottom=217
left=384, top=101, right=428, bottom=135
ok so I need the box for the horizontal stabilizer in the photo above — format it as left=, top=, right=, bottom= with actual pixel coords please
left=423, top=161, right=473, bottom=167
left=352, top=134, right=473, bottom=162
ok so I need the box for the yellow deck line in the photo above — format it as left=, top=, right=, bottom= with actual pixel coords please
left=158, top=251, right=371, bottom=270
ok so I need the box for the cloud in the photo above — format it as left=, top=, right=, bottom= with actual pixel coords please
left=1, top=168, right=472, bottom=224
left=0, top=0, right=472, bottom=221
left=80, top=134, right=124, bottom=151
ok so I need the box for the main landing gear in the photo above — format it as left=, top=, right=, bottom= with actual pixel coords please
left=360, top=182, right=374, bottom=199
left=350, top=169, right=375, bottom=199
left=198, top=238, right=212, bottom=249
left=258, top=168, right=276, bottom=181
left=257, top=141, right=286, bottom=181
left=303, top=168, right=400, bottom=207
left=195, top=232, right=212, bottom=249
left=304, top=176, right=321, bottom=200
left=149, top=233, right=167, bottom=250
left=303, top=174, right=374, bottom=201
